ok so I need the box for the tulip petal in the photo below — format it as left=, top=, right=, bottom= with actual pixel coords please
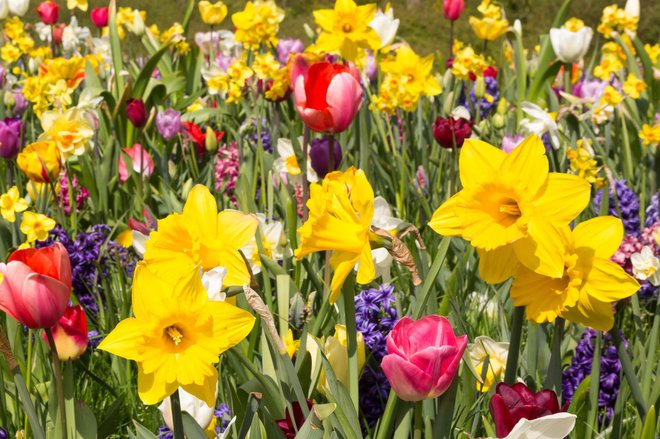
left=22, top=273, right=70, bottom=328
left=0, top=261, right=35, bottom=326
left=381, top=354, right=431, bottom=401
left=326, top=72, right=362, bottom=133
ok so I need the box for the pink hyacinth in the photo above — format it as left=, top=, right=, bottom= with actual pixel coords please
left=214, top=141, right=240, bottom=204
left=58, top=170, right=89, bottom=215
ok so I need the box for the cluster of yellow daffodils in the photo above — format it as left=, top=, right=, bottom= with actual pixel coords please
left=1, top=18, right=35, bottom=65
left=373, top=46, right=442, bottom=113
left=566, top=140, right=605, bottom=188
left=115, top=7, right=147, bottom=40
left=451, top=42, right=489, bottom=80
left=469, top=0, right=509, bottom=42
left=99, top=185, right=258, bottom=405
left=232, top=0, right=285, bottom=49
left=207, top=58, right=255, bottom=104
left=251, top=52, right=290, bottom=101
left=160, top=23, right=190, bottom=55
left=597, top=4, right=638, bottom=38
left=622, top=73, right=646, bottom=99
left=38, top=109, right=95, bottom=162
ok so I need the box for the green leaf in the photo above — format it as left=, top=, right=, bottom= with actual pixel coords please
left=108, top=0, right=125, bottom=99
left=182, top=412, right=208, bottom=439
left=567, top=376, right=592, bottom=438
left=132, top=43, right=172, bottom=100
left=641, top=405, right=656, bottom=439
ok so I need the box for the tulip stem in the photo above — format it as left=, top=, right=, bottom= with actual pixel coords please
left=0, top=327, right=45, bottom=439
left=413, top=400, right=423, bottom=439
left=376, top=391, right=399, bottom=439
left=302, top=126, right=310, bottom=221
left=449, top=21, right=454, bottom=58
left=504, top=306, right=525, bottom=384
left=341, top=273, right=359, bottom=413
left=45, top=328, right=67, bottom=437
left=327, top=134, right=335, bottom=174
left=545, top=317, right=564, bottom=393
left=170, top=389, right=185, bottom=439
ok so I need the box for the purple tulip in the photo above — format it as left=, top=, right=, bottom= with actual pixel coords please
left=12, top=90, right=29, bottom=115
left=0, top=118, right=23, bottom=159
left=155, top=109, right=182, bottom=141
left=309, top=137, right=342, bottom=178
left=277, top=38, right=304, bottom=65
left=573, top=79, right=607, bottom=101
left=501, top=134, right=525, bottom=153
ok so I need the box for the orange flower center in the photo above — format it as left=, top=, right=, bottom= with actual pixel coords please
left=165, top=325, right=184, bottom=346
left=499, top=198, right=521, bottom=218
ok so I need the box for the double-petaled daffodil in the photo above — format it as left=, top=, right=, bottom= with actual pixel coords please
left=313, top=0, right=381, bottom=62
left=639, top=124, right=660, bottom=147
left=295, top=167, right=376, bottom=303
left=273, top=137, right=318, bottom=183
left=631, top=246, right=660, bottom=286
left=38, top=108, right=94, bottom=161
left=231, top=1, right=284, bottom=49
left=144, top=185, right=258, bottom=287
left=0, top=186, right=28, bottom=222
left=511, top=217, right=639, bottom=330
left=622, top=73, right=646, bottom=99
left=98, top=263, right=255, bottom=405
left=20, top=211, right=56, bottom=242
left=467, top=336, right=509, bottom=392
left=429, top=136, right=591, bottom=283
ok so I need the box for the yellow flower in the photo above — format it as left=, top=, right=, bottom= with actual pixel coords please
left=313, top=0, right=381, bottom=61
left=17, top=141, right=62, bottom=183
left=469, top=15, right=509, bottom=41
left=295, top=167, right=376, bottom=303
left=597, top=4, right=637, bottom=38
left=511, top=217, right=639, bottom=330
left=429, top=136, right=591, bottom=283
left=144, top=185, right=259, bottom=287
left=467, top=336, right=508, bottom=392
left=264, top=68, right=291, bottom=101
left=566, top=141, right=605, bottom=188
left=38, top=108, right=94, bottom=161
left=564, top=17, right=585, bottom=32
left=67, top=0, right=88, bottom=11
left=232, top=1, right=284, bottom=49
left=601, top=85, right=622, bottom=106
left=116, top=230, right=134, bottom=248
left=0, top=186, right=28, bottom=222
left=645, top=43, right=660, bottom=64
left=199, top=1, right=228, bottom=26
left=252, top=53, right=280, bottom=80
left=20, top=211, right=56, bottom=242
left=639, top=124, right=660, bottom=147
left=451, top=44, right=488, bottom=80
left=622, top=73, right=646, bottom=99
left=311, top=324, right=365, bottom=395
left=98, top=263, right=255, bottom=405
left=283, top=329, right=300, bottom=358
left=1, top=44, right=22, bottom=64
left=4, top=18, right=26, bottom=41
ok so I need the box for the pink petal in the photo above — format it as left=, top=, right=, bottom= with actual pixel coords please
left=382, top=353, right=432, bottom=401
left=22, top=273, right=70, bottom=328
left=326, top=72, right=362, bottom=133
left=0, top=261, right=38, bottom=327
left=409, top=345, right=458, bottom=377
left=297, top=106, right=334, bottom=133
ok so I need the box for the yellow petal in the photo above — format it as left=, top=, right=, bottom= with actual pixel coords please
left=573, top=216, right=623, bottom=259
left=459, top=139, right=506, bottom=189
left=313, top=9, right=336, bottom=31
left=356, top=244, right=376, bottom=285
left=182, top=185, right=218, bottom=239
left=561, top=293, right=615, bottom=331
left=477, top=245, right=519, bottom=284
left=215, top=249, right=252, bottom=287
left=428, top=193, right=463, bottom=237
left=329, top=250, right=360, bottom=304
left=137, top=363, right=179, bottom=405
left=513, top=220, right=568, bottom=278
left=97, top=318, right=148, bottom=361
left=534, top=173, right=591, bottom=223
left=585, top=258, right=639, bottom=302
left=350, top=169, right=375, bottom=226
left=510, top=267, right=570, bottom=324
left=217, top=210, right=259, bottom=248
left=208, top=301, right=256, bottom=353
left=182, top=368, right=219, bottom=408
left=498, top=135, right=549, bottom=197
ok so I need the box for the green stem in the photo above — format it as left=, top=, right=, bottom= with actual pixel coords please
left=545, top=318, right=565, bottom=393
left=24, top=329, right=34, bottom=437
left=611, top=324, right=647, bottom=421
left=170, top=389, right=185, bottom=439
left=504, top=307, right=525, bottom=384
left=45, top=328, right=67, bottom=436
left=341, top=274, right=359, bottom=413
left=376, top=391, right=399, bottom=439
left=413, top=401, right=423, bottom=439
left=301, top=126, right=310, bottom=221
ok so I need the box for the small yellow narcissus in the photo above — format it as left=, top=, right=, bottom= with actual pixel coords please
left=20, top=211, right=56, bottom=243
left=0, top=186, right=28, bottom=222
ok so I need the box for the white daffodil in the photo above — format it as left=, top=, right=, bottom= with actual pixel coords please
left=62, top=16, right=91, bottom=54
left=499, top=412, right=577, bottom=439
left=467, top=336, right=509, bottom=392
left=550, top=26, right=593, bottom=64
left=520, top=102, right=560, bottom=149
left=273, top=137, right=318, bottom=183
left=0, top=0, right=8, bottom=19
left=131, top=230, right=149, bottom=257
left=159, top=386, right=216, bottom=434
left=631, top=246, right=660, bottom=286
left=369, top=6, right=400, bottom=49
left=241, top=214, right=292, bottom=274
left=7, top=0, right=29, bottom=16
left=372, top=196, right=403, bottom=232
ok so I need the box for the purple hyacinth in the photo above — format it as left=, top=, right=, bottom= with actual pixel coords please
left=355, top=284, right=398, bottom=429
left=562, top=329, right=625, bottom=427
left=469, top=76, right=499, bottom=118
left=594, top=179, right=640, bottom=235
left=38, top=224, right=137, bottom=314
left=58, top=170, right=89, bottom=215
left=242, top=117, right=272, bottom=154
left=87, top=330, right=102, bottom=350
left=645, top=193, right=658, bottom=227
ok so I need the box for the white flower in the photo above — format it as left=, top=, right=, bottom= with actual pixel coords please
left=371, top=247, right=393, bottom=283
left=0, top=0, right=8, bottom=19
left=159, top=387, right=216, bottom=433
left=92, top=37, right=112, bottom=68
left=631, top=246, right=660, bottom=286
left=62, top=16, right=92, bottom=54
left=625, top=0, right=639, bottom=19
left=451, top=105, right=471, bottom=121
left=500, top=412, right=577, bottom=439
left=520, top=102, right=560, bottom=149
left=131, top=230, right=149, bottom=257
left=202, top=266, right=228, bottom=301
left=35, top=22, right=53, bottom=43
left=241, top=215, right=292, bottom=275
left=7, top=0, right=29, bottom=16
left=467, top=336, right=509, bottom=391
left=549, top=26, right=593, bottom=64
left=372, top=196, right=403, bottom=231
left=369, top=7, right=399, bottom=49
left=273, top=137, right=318, bottom=183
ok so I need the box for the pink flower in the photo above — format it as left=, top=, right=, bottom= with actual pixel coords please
left=291, top=56, right=363, bottom=134
left=118, top=144, right=154, bottom=183
left=443, top=0, right=465, bottom=21
left=382, top=315, right=467, bottom=401
left=43, top=305, right=88, bottom=361
left=0, top=243, right=72, bottom=329
left=90, top=7, right=109, bottom=28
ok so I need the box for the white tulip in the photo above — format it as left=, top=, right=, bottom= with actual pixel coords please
left=625, top=0, right=639, bottom=18
left=549, top=26, right=593, bottom=64
left=7, top=0, right=29, bottom=16
left=159, top=387, right=216, bottom=433
left=0, top=0, right=9, bottom=19
left=500, top=412, right=577, bottom=439
left=369, top=7, right=400, bottom=49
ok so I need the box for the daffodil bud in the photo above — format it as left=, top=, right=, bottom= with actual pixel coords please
left=303, top=23, right=315, bottom=40
left=205, top=126, right=218, bottom=152
left=3, top=90, right=15, bottom=109
left=442, top=91, right=455, bottom=116
left=496, top=98, right=508, bottom=115
left=442, top=70, right=454, bottom=93
left=474, top=77, right=486, bottom=99
left=492, top=114, right=505, bottom=128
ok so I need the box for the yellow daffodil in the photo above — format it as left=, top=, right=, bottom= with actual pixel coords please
left=232, top=1, right=284, bottom=49
left=601, top=85, right=622, bottom=106
left=17, top=141, right=62, bottom=183
left=98, top=263, right=255, bottom=405
left=467, top=336, right=508, bottom=392
left=144, top=184, right=259, bottom=287
left=639, top=124, right=660, bottom=147
left=469, top=1, right=508, bottom=41
left=20, top=211, right=56, bottom=242
left=313, top=0, right=381, bottom=61
left=511, top=217, right=639, bottom=330
left=0, top=186, right=28, bottom=222
left=67, top=0, right=88, bottom=11
left=295, top=167, right=376, bottom=303
left=199, top=1, right=228, bottom=26
left=429, top=136, right=591, bottom=283
left=38, top=109, right=94, bottom=161
left=566, top=141, right=605, bottom=188
left=283, top=329, right=300, bottom=358
left=622, top=73, right=646, bottom=99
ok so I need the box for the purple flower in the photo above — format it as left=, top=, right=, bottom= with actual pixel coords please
left=0, top=117, right=22, bottom=159
left=469, top=76, right=499, bottom=118
left=501, top=134, right=525, bottom=153
left=645, top=193, right=658, bottom=228
left=0, top=427, right=8, bottom=439
left=573, top=79, right=607, bottom=101
left=12, top=89, right=29, bottom=115
left=215, top=403, right=232, bottom=434
left=309, top=137, right=342, bottom=178
left=365, top=51, right=377, bottom=83
left=277, top=38, right=304, bottom=64
left=242, top=117, right=272, bottom=153
left=215, top=141, right=240, bottom=205
left=58, top=170, right=89, bottom=215
left=594, top=179, right=640, bottom=235
left=156, top=109, right=182, bottom=141
left=87, top=330, right=102, bottom=350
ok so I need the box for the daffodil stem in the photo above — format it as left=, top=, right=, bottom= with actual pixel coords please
left=170, top=389, right=185, bottom=439
left=504, top=306, right=525, bottom=384
left=45, top=328, right=67, bottom=437
left=545, top=317, right=564, bottom=393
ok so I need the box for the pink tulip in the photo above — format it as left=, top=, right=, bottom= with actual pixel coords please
left=118, top=144, right=154, bottom=183
left=291, top=57, right=363, bottom=134
left=0, top=243, right=72, bottom=329
left=382, top=315, right=467, bottom=401
left=443, top=0, right=465, bottom=21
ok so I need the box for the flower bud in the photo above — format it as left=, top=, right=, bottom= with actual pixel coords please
left=474, top=77, right=486, bottom=99
left=443, top=0, right=465, bottom=21
left=309, top=137, right=342, bottom=178
left=90, top=7, right=109, bottom=28
left=126, top=98, right=147, bottom=128
left=205, top=126, right=218, bottom=152
left=492, top=114, right=505, bottom=128
left=37, top=1, right=59, bottom=25
left=3, top=90, right=15, bottom=109
left=44, top=305, right=89, bottom=361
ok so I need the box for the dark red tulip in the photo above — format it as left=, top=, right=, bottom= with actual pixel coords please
left=484, top=66, right=498, bottom=78
left=309, top=137, right=342, bottom=178
left=275, top=400, right=313, bottom=438
left=432, top=116, right=472, bottom=149
left=90, top=7, right=109, bottom=28
left=489, top=383, right=561, bottom=438
left=37, top=1, right=59, bottom=25
left=126, top=98, right=147, bottom=128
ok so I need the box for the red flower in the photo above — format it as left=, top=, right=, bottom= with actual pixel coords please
left=90, top=7, right=109, bottom=28
left=489, top=383, right=561, bottom=438
left=37, top=1, right=59, bottom=25
left=275, top=400, right=313, bottom=438
left=43, top=305, right=88, bottom=361
left=432, top=116, right=472, bottom=149
left=126, top=98, right=148, bottom=128
left=484, top=66, right=498, bottom=78
left=182, top=122, right=225, bottom=155
left=443, top=0, right=465, bottom=21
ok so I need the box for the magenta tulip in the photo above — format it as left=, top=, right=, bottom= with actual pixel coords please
left=90, top=7, right=109, bottom=28
left=382, top=315, right=467, bottom=401
left=118, top=144, right=155, bottom=183
left=37, top=1, right=59, bottom=25
left=291, top=56, right=363, bottom=134
left=443, top=0, right=465, bottom=21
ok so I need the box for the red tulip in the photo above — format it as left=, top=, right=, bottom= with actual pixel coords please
left=43, top=305, right=88, bottom=361
left=433, top=115, right=472, bottom=149
left=37, top=1, right=59, bottom=25
left=275, top=400, right=313, bottom=438
left=382, top=315, right=467, bottom=401
left=489, top=382, right=561, bottom=438
left=0, top=243, right=72, bottom=329
left=126, top=98, right=148, bottom=128
left=443, top=0, right=465, bottom=21
left=291, top=56, right=363, bottom=134
left=90, top=7, right=109, bottom=28
left=52, top=24, right=65, bottom=45
left=118, top=144, right=155, bottom=183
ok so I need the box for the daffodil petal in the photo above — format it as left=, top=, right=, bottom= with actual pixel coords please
left=182, top=185, right=219, bottom=239
left=534, top=173, right=591, bottom=223
left=137, top=364, right=179, bottom=406
left=586, top=258, right=640, bottom=302
left=498, top=135, right=549, bottom=197
left=217, top=210, right=259, bottom=249
left=459, top=139, right=507, bottom=188
left=510, top=267, right=570, bottom=324
left=428, top=193, right=463, bottom=237
left=97, top=317, right=147, bottom=360
left=573, top=216, right=624, bottom=259
left=513, top=220, right=567, bottom=279
left=356, top=244, right=376, bottom=285
left=182, top=368, right=219, bottom=408
left=561, top=293, right=615, bottom=331
left=329, top=250, right=360, bottom=304
left=477, top=245, right=519, bottom=284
